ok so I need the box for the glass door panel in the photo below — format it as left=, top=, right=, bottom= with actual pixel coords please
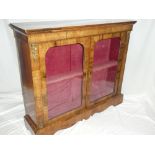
left=45, top=44, right=83, bottom=119
left=90, top=37, right=120, bottom=102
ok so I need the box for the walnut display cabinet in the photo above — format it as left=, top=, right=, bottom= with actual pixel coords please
left=10, top=20, right=136, bottom=135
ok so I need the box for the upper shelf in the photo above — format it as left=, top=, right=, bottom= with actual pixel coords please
left=10, top=19, right=136, bottom=34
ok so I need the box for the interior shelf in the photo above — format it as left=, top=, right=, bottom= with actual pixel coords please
left=47, top=61, right=117, bottom=85
left=93, top=61, right=118, bottom=73
left=47, top=71, right=83, bottom=84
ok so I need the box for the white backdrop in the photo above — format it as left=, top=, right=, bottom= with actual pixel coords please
left=0, top=19, right=155, bottom=135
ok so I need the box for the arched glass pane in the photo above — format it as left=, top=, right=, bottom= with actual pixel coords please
left=45, top=44, right=83, bottom=119
left=90, top=37, right=120, bottom=102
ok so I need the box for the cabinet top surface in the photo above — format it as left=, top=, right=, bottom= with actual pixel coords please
left=10, top=19, right=136, bottom=33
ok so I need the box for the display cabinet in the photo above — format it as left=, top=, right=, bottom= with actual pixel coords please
left=10, top=20, right=136, bottom=134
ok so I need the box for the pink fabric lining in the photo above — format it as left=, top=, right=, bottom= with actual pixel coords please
left=90, top=37, right=120, bottom=102
left=45, top=38, right=120, bottom=119
left=45, top=44, right=83, bottom=119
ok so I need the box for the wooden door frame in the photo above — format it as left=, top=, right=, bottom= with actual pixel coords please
left=37, top=37, right=90, bottom=126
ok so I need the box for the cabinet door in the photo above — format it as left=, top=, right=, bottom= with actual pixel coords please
left=45, top=44, right=84, bottom=119
left=88, top=34, right=121, bottom=104
left=39, top=38, right=89, bottom=122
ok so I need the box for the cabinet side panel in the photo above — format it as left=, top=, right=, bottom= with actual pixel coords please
left=15, top=35, right=36, bottom=123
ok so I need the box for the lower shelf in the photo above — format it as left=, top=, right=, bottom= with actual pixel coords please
left=24, top=94, right=123, bottom=135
